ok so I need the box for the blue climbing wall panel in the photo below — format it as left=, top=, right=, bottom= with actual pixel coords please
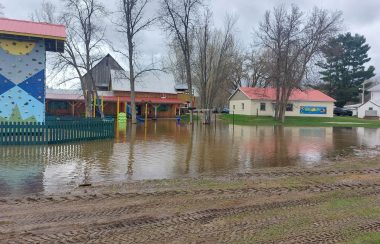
left=0, top=39, right=46, bottom=123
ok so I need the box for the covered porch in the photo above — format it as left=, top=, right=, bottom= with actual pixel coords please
left=46, top=90, right=183, bottom=119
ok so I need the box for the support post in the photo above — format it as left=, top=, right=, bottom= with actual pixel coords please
left=85, top=90, right=88, bottom=117
left=214, top=112, right=216, bottom=129
left=154, top=105, right=158, bottom=120
left=101, top=96, right=104, bottom=113
left=362, top=82, right=365, bottom=104
left=145, top=103, right=148, bottom=127
left=93, top=92, right=96, bottom=117
left=125, top=102, right=128, bottom=123
left=70, top=102, right=76, bottom=116
left=233, top=111, right=235, bottom=126
left=117, top=97, right=120, bottom=116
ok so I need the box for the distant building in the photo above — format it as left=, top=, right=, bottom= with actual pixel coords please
left=229, top=87, right=336, bottom=118
left=358, top=84, right=380, bottom=119
left=46, top=54, right=183, bottom=118
left=343, top=104, right=361, bottom=116
left=174, top=83, right=197, bottom=114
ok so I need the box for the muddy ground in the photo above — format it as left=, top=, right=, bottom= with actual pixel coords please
left=1, top=157, right=380, bottom=243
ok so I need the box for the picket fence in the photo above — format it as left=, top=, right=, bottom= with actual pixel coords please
left=0, top=118, right=115, bottom=145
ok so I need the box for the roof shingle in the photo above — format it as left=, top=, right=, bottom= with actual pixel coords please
left=239, top=87, right=336, bottom=102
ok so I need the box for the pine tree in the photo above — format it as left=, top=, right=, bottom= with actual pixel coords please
left=316, top=33, right=375, bottom=107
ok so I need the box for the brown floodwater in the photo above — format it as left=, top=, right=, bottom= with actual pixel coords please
left=1, top=120, right=380, bottom=196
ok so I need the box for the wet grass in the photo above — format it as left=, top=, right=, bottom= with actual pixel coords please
left=220, top=114, right=380, bottom=128
left=349, top=232, right=380, bottom=244
left=243, top=193, right=380, bottom=243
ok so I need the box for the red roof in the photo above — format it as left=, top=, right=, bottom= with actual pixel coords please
left=239, top=87, right=336, bottom=102
left=103, top=96, right=183, bottom=104
left=0, top=18, right=66, bottom=40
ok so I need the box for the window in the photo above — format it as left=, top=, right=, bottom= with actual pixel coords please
left=157, top=105, right=169, bottom=112
left=260, top=103, right=266, bottom=111
left=49, top=101, right=69, bottom=110
left=241, top=103, right=244, bottom=110
left=369, top=107, right=373, bottom=111
left=286, top=104, right=293, bottom=112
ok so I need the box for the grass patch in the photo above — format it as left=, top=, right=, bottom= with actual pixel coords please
left=220, top=114, right=380, bottom=128
left=349, top=232, right=380, bottom=244
left=328, top=198, right=358, bottom=209
left=246, top=216, right=313, bottom=242
left=317, top=193, right=380, bottom=220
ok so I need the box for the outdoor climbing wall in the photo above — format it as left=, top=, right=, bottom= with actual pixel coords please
left=0, top=39, right=46, bottom=123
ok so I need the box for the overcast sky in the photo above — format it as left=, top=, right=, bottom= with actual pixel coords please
left=1, top=0, right=379, bottom=87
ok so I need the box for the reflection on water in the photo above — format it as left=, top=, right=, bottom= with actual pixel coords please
left=1, top=120, right=380, bottom=196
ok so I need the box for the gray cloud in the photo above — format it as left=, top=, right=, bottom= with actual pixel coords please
left=1, top=0, right=379, bottom=86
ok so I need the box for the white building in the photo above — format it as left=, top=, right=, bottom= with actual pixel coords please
left=358, top=84, right=380, bottom=119
left=344, top=104, right=361, bottom=116
left=229, top=87, right=335, bottom=118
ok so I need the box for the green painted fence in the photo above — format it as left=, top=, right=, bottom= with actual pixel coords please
left=0, top=118, right=115, bottom=145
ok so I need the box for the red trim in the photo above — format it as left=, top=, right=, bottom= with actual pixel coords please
left=0, top=18, right=66, bottom=39
left=103, top=96, right=182, bottom=104
left=46, top=94, right=183, bottom=104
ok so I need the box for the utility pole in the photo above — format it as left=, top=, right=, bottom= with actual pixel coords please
left=362, top=80, right=370, bottom=104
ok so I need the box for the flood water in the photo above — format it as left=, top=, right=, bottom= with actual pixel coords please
left=1, top=120, right=380, bottom=196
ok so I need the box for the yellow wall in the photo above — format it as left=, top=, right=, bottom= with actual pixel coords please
left=230, top=100, right=334, bottom=118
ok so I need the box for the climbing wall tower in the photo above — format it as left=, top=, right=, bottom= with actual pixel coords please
left=0, top=18, right=65, bottom=123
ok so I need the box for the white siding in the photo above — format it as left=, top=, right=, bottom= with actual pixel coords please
left=230, top=100, right=334, bottom=118
left=371, top=91, right=380, bottom=100
left=229, top=100, right=253, bottom=115
left=358, top=101, right=380, bottom=118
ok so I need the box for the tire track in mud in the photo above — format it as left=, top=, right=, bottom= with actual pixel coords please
left=5, top=198, right=322, bottom=243
left=2, top=182, right=380, bottom=206
left=7, top=203, right=159, bottom=225
left=235, top=167, right=380, bottom=178
left=271, top=220, right=380, bottom=244
left=98, top=216, right=285, bottom=243
left=6, top=188, right=380, bottom=243
left=3, top=183, right=380, bottom=229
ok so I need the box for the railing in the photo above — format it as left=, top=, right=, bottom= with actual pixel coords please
left=0, top=118, right=115, bottom=145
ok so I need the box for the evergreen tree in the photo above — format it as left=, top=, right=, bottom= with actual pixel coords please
left=316, top=33, right=375, bottom=107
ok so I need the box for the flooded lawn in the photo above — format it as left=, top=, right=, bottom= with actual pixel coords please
left=1, top=120, right=380, bottom=196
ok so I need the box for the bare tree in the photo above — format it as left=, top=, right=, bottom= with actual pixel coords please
left=166, top=39, right=187, bottom=86
left=159, top=0, right=203, bottom=123
left=256, top=4, right=342, bottom=122
left=30, top=1, right=57, bottom=23
left=62, top=0, right=107, bottom=117
left=227, top=49, right=245, bottom=91
left=115, top=0, right=157, bottom=124
left=244, top=50, right=271, bottom=88
left=32, top=0, right=107, bottom=117
left=0, top=3, right=4, bottom=16
left=193, top=12, right=237, bottom=123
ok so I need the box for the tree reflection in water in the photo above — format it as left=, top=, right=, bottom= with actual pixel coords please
left=1, top=121, right=380, bottom=196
